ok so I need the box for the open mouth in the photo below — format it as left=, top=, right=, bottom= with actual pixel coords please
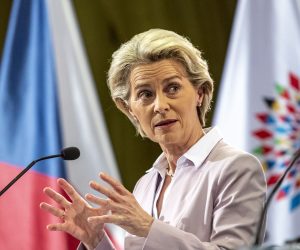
left=154, top=119, right=177, bottom=128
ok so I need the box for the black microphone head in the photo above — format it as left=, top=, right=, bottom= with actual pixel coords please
left=61, top=147, right=80, bottom=160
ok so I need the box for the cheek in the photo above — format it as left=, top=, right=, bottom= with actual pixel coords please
left=132, top=108, right=151, bottom=128
left=136, top=114, right=154, bottom=138
left=139, top=114, right=152, bottom=128
left=130, top=102, right=143, bottom=119
left=179, top=101, right=198, bottom=121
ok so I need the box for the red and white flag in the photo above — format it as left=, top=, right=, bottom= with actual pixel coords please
left=0, top=0, right=124, bottom=248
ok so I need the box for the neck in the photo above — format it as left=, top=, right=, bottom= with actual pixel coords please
left=160, top=128, right=205, bottom=173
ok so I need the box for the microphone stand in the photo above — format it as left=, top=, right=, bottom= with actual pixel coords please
left=254, top=149, right=300, bottom=245
left=0, top=154, right=62, bottom=197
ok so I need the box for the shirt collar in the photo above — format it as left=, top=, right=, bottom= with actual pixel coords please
left=147, top=152, right=168, bottom=176
left=147, top=126, right=223, bottom=174
left=179, top=126, right=223, bottom=168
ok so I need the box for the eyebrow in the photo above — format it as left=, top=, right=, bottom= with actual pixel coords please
left=133, top=75, right=183, bottom=90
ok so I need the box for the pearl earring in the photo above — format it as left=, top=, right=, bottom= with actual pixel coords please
left=133, top=116, right=138, bottom=123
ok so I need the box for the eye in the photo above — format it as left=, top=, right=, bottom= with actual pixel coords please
left=167, top=83, right=181, bottom=94
left=137, top=89, right=153, bottom=100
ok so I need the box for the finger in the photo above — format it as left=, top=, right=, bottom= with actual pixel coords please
left=57, top=178, right=81, bottom=202
left=85, top=195, right=125, bottom=216
left=43, top=187, right=71, bottom=208
left=87, top=215, right=118, bottom=225
left=89, top=181, right=121, bottom=202
left=85, top=194, right=107, bottom=207
left=46, top=223, right=67, bottom=232
left=99, top=172, right=130, bottom=195
left=40, top=202, right=65, bottom=218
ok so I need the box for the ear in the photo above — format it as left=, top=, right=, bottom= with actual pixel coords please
left=115, top=98, right=130, bottom=115
left=128, top=110, right=139, bottom=123
left=115, top=98, right=138, bottom=121
left=197, top=87, right=204, bottom=107
left=124, top=101, right=134, bottom=117
left=128, top=108, right=135, bottom=118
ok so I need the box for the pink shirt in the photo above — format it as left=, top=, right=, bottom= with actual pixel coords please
left=81, top=127, right=266, bottom=250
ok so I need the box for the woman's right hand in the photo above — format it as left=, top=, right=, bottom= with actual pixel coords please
left=40, top=178, right=107, bottom=250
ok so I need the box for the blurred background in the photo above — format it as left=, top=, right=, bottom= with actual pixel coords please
left=0, top=0, right=237, bottom=190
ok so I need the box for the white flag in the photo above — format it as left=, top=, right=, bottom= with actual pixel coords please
left=46, top=0, right=124, bottom=248
left=214, top=0, right=300, bottom=245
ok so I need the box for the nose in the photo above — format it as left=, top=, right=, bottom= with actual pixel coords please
left=154, top=92, right=170, bottom=114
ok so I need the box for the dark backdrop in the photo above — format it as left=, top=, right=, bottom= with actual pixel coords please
left=0, top=0, right=237, bottom=190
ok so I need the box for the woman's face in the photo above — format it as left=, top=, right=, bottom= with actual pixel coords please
left=128, top=59, right=204, bottom=149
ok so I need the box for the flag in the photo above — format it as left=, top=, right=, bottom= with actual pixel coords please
left=46, top=0, right=124, bottom=248
left=214, top=0, right=300, bottom=245
left=0, top=0, right=77, bottom=248
left=0, top=0, right=123, bottom=249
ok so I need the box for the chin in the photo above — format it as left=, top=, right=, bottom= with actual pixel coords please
left=156, top=134, right=180, bottom=146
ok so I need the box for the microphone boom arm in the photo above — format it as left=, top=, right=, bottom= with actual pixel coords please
left=0, top=147, right=79, bottom=197
left=0, top=154, right=61, bottom=197
left=254, top=149, right=300, bottom=245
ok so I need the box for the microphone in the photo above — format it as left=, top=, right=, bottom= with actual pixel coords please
left=61, top=147, right=80, bottom=160
left=254, top=148, right=300, bottom=245
left=0, top=147, right=80, bottom=197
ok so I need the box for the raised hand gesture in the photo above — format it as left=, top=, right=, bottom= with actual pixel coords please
left=40, top=178, right=107, bottom=249
left=86, top=172, right=154, bottom=237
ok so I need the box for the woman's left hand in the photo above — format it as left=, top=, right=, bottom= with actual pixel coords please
left=85, top=172, right=154, bottom=237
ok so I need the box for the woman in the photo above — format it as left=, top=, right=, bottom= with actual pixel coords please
left=40, top=29, right=266, bottom=250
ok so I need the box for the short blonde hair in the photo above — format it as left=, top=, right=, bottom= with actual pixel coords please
left=107, top=29, right=214, bottom=137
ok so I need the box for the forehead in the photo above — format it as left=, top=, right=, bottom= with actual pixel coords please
left=130, top=59, right=187, bottom=86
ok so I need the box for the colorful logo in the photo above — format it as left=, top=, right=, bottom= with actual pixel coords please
left=252, top=73, right=300, bottom=211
